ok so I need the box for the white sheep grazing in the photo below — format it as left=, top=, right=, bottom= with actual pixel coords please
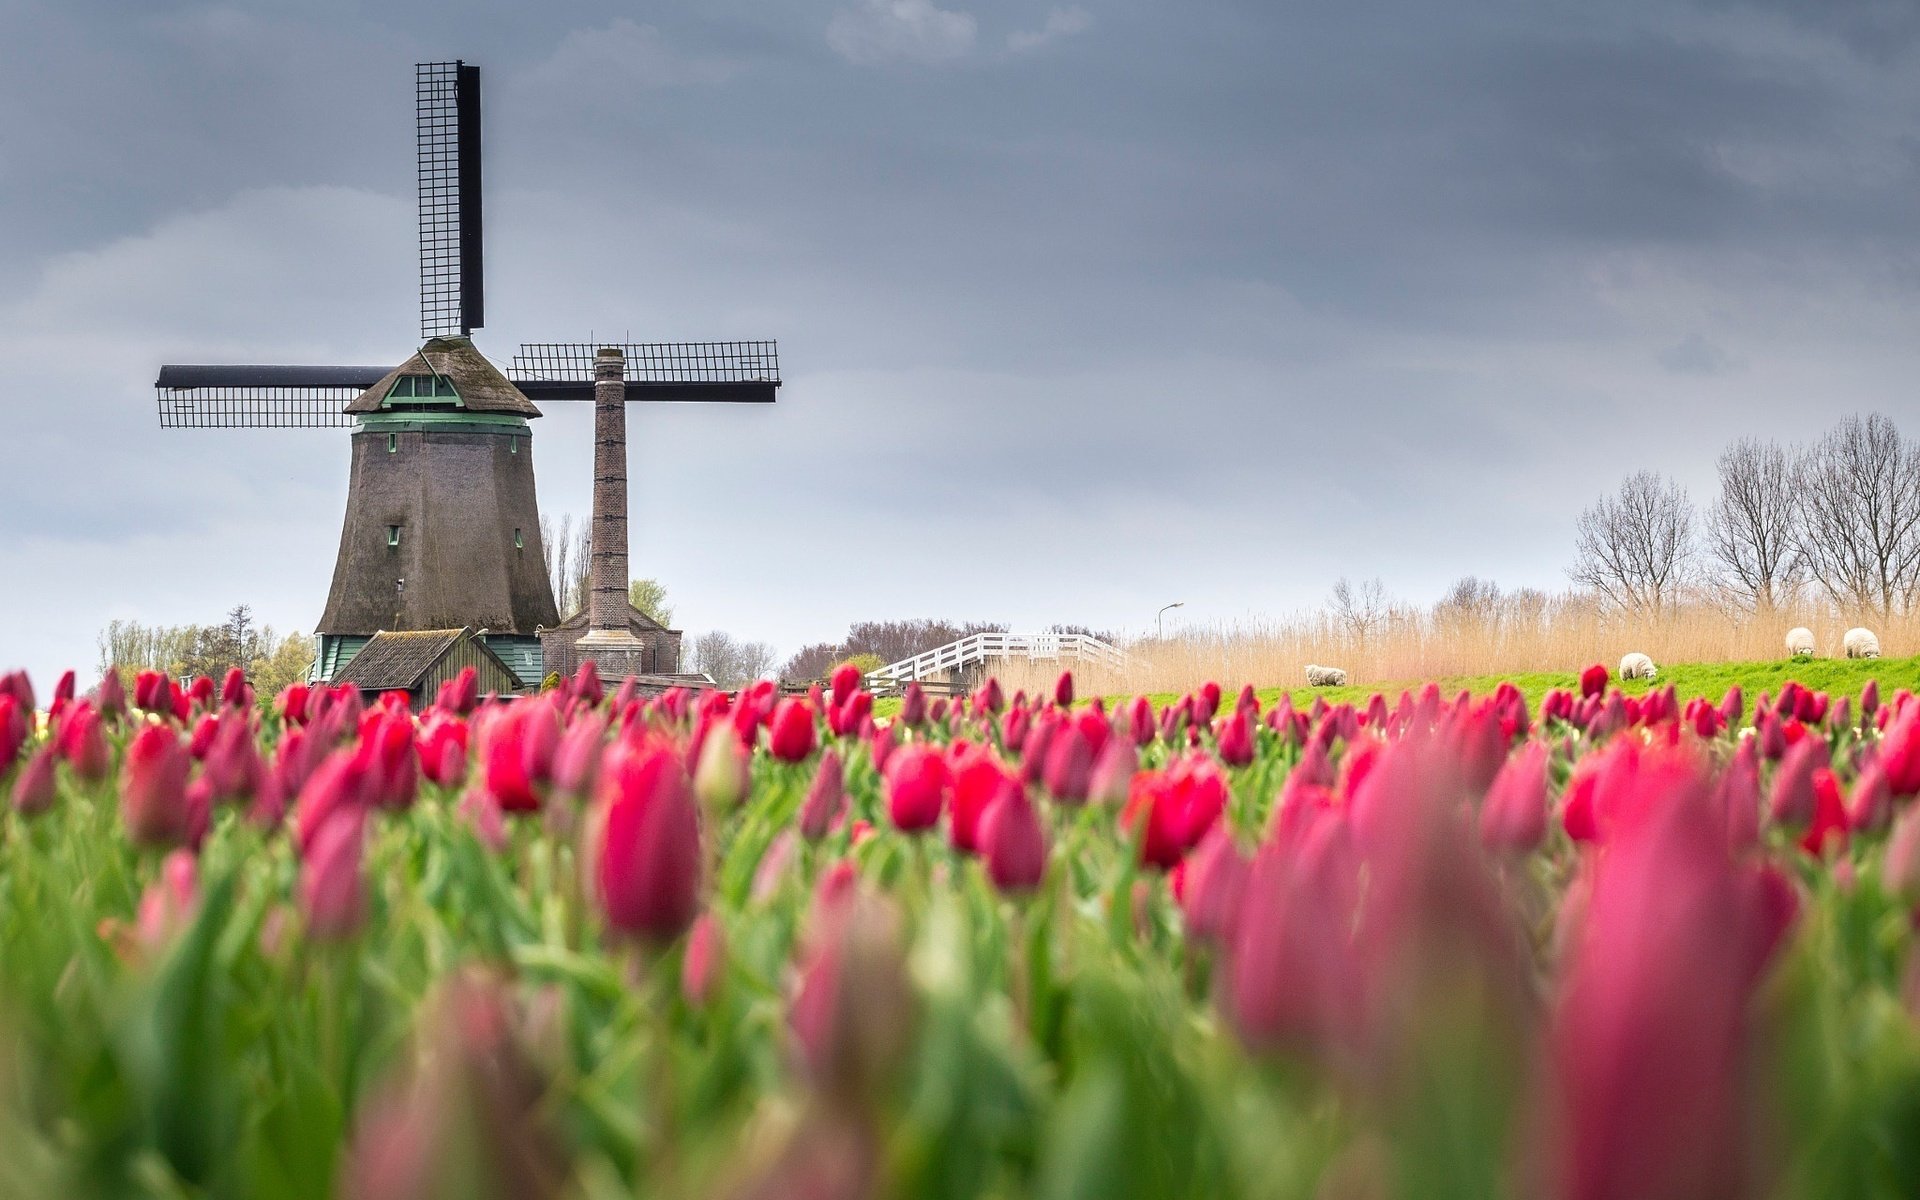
left=1618, top=652, right=1657, bottom=681
left=1844, top=627, right=1881, bottom=659
left=1304, top=664, right=1348, bottom=687
left=1785, top=627, right=1815, bottom=658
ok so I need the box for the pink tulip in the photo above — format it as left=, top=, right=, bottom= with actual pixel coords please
left=798, top=750, right=846, bottom=841
left=1053, top=670, right=1074, bottom=709
left=11, top=745, right=56, bottom=817
left=1479, top=740, right=1549, bottom=853
left=302, top=809, right=369, bottom=940
left=595, top=739, right=702, bottom=943
left=121, top=725, right=201, bottom=849
left=1768, top=739, right=1820, bottom=828
left=683, top=914, right=725, bottom=1008
left=1042, top=724, right=1094, bottom=803
left=1180, top=825, right=1250, bottom=944
left=1551, top=771, right=1778, bottom=1200
left=980, top=784, right=1047, bottom=894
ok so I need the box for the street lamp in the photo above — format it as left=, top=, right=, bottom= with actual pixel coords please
left=1156, top=601, right=1185, bottom=640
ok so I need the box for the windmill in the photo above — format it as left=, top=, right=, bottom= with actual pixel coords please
left=154, top=61, right=781, bottom=689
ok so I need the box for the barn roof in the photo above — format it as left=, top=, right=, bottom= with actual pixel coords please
left=343, top=337, right=542, bottom=418
left=548, top=603, right=676, bottom=636
left=333, top=627, right=516, bottom=692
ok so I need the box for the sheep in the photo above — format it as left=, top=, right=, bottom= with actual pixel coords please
left=1844, top=627, right=1881, bottom=659
left=1304, top=664, right=1348, bottom=687
left=1785, top=627, right=1815, bottom=658
left=1618, top=652, right=1657, bottom=681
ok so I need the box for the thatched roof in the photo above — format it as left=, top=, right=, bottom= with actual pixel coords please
left=344, top=337, right=542, bottom=418
left=333, top=628, right=516, bottom=692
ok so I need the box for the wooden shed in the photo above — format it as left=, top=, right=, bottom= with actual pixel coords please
left=331, top=626, right=522, bottom=707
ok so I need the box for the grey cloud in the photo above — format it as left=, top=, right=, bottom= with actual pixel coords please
left=826, top=0, right=977, bottom=65
left=1008, top=7, right=1093, bottom=53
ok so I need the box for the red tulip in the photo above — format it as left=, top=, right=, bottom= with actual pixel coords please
left=11, top=745, right=56, bottom=817
left=302, top=809, right=369, bottom=940
left=789, top=891, right=915, bottom=1105
left=419, top=714, right=471, bottom=788
left=219, top=666, right=249, bottom=709
left=1121, top=756, right=1226, bottom=869
left=900, top=682, right=927, bottom=728
left=571, top=660, right=603, bottom=707
left=1861, top=680, right=1879, bottom=723
left=1801, top=769, right=1849, bottom=859
left=0, top=695, right=25, bottom=769
left=980, top=783, right=1047, bottom=893
left=884, top=744, right=949, bottom=834
left=1579, top=663, right=1608, bottom=699
left=768, top=698, right=819, bottom=763
left=280, top=682, right=311, bottom=726
left=121, top=724, right=201, bottom=849
left=595, top=739, right=703, bottom=943
left=1883, top=707, right=1920, bottom=797
left=482, top=698, right=560, bottom=812
left=949, top=751, right=1014, bottom=853
left=49, top=669, right=74, bottom=720
left=1216, top=710, right=1255, bottom=768
left=188, top=674, right=215, bottom=712
left=1053, top=671, right=1075, bottom=709
left=829, top=663, right=862, bottom=709
left=56, top=702, right=110, bottom=781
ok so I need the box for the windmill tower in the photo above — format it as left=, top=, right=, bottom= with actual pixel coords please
left=154, top=62, right=781, bottom=690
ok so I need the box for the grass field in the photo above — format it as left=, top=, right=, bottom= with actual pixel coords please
left=875, top=654, right=1920, bottom=716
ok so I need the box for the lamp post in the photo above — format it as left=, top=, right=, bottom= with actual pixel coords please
left=1156, top=601, right=1185, bottom=640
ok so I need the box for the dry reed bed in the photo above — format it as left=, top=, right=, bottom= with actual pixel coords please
left=993, top=604, right=1920, bottom=696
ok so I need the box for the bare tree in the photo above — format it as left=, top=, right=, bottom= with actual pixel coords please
left=1568, top=470, right=1697, bottom=616
left=540, top=514, right=594, bottom=618
left=690, top=631, right=779, bottom=689
left=1794, top=413, right=1920, bottom=618
left=1433, top=576, right=1503, bottom=627
left=1330, top=577, right=1390, bottom=643
left=1705, top=437, right=1801, bottom=613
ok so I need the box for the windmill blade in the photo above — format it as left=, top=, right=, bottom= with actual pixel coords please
left=510, top=342, right=781, bottom=403
left=154, top=364, right=385, bottom=428
left=418, top=61, right=484, bottom=340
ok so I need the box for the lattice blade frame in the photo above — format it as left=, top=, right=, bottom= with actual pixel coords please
left=510, top=342, right=781, bottom=384
left=156, top=388, right=361, bottom=428
left=418, top=61, right=484, bottom=339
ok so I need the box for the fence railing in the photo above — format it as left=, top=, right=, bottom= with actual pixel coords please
left=866, top=632, right=1128, bottom=691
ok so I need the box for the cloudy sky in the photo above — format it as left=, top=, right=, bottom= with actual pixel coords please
left=2, top=0, right=1918, bottom=687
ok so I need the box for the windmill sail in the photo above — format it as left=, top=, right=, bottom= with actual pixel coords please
left=418, top=61, right=484, bottom=339
left=510, top=342, right=782, bottom=403
left=153, top=365, right=387, bottom=428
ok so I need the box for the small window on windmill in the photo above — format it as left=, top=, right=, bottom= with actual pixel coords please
left=514, top=528, right=523, bottom=550
left=384, top=374, right=461, bottom=411
left=386, top=525, right=401, bottom=548
left=510, top=436, right=518, bottom=454
left=387, top=432, right=398, bottom=453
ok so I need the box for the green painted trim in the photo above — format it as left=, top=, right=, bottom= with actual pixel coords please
left=354, top=412, right=529, bottom=435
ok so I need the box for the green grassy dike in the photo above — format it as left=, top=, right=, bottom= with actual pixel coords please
left=874, top=654, right=1920, bottom=717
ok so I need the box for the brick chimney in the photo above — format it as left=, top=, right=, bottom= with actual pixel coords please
left=577, top=347, right=646, bottom=664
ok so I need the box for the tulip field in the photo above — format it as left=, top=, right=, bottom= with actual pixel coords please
left=7, top=661, right=1920, bottom=1199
